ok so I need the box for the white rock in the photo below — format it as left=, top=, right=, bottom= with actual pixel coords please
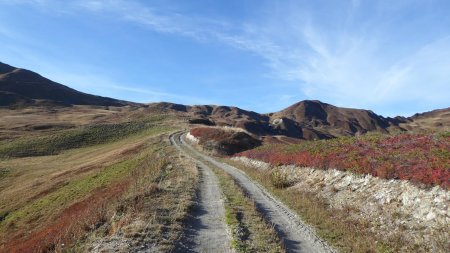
left=186, top=132, right=199, bottom=143
left=426, top=211, right=436, bottom=220
left=232, top=156, right=450, bottom=248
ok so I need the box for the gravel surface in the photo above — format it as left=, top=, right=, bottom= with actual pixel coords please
left=174, top=132, right=335, bottom=253
left=171, top=133, right=232, bottom=253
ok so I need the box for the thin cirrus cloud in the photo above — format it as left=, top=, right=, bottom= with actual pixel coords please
left=0, top=0, right=219, bottom=105
left=296, top=24, right=450, bottom=109
left=43, top=68, right=216, bottom=105
left=1, top=0, right=449, bottom=115
left=70, top=0, right=450, bottom=113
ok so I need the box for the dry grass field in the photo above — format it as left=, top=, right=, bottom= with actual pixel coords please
left=0, top=105, right=196, bottom=252
left=1, top=103, right=448, bottom=253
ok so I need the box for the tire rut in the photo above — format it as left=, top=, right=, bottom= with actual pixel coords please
left=170, top=133, right=232, bottom=253
left=175, top=132, right=336, bottom=253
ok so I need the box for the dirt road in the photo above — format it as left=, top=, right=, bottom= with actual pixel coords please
left=172, top=132, right=335, bottom=253
left=170, top=133, right=232, bottom=253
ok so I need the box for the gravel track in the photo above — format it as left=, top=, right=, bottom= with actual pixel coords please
left=173, top=132, right=336, bottom=253
left=170, top=133, right=232, bottom=253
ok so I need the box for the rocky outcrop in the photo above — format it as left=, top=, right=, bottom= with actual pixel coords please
left=185, top=132, right=199, bottom=144
left=188, top=118, right=215, bottom=126
left=189, top=127, right=261, bottom=155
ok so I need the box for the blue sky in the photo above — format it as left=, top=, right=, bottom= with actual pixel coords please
left=0, top=0, right=449, bottom=116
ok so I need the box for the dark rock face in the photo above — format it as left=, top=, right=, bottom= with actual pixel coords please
left=190, top=127, right=262, bottom=155
left=270, top=117, right=302, bottom=138
left=203, top=131, right=261, bottom=155
left=188, top=118, right=216, bottom=126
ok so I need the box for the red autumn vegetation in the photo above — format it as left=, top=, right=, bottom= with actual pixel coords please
left=237, top=132, right=450, bottom=189
left=4, top=180, right=130, bottom=253
left=190, top=127, right=236, bottom=142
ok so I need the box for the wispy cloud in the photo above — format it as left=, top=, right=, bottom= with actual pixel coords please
left=46, top=70, right=215, bottom=105
left=68, top=0, right=448, bottom=112
left=2, top=0, right=449, bottom=114
left=73, top=0, right=231, bottom=42
left=104, top=84, right=215, bottom=105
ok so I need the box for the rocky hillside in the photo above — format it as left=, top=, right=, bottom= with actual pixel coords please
left=150, top=102, right=271, bottom=134
left=1, top=61, right=447, bottom=140
left=187, top=127, right=261, bottom=155
left=0, top=62, right=129, bottom=107
left=151, top=100, right=449, bottom=140
left=399, top=107, right=450, bottom=132
left=268, top=100, right=450, bottom=139
left=269, top=100, right=392, bottom=137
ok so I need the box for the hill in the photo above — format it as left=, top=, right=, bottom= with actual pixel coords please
left=151, top=100, right=449, bottom=140
left=0, top=62, right=129, bottom=107
left=399, top=107, right=450, bottom=132
left=1, top=61, right=447, bottom=139
left=268, top=100, right=393, bottom=138
left=149, top=102, right=273, bottom=135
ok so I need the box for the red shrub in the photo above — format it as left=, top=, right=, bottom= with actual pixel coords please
left=237, top=133, right=450, bottom=189
left=5, top=179, right=130, bottom=253
left=190, top=127, right=234, bottom=142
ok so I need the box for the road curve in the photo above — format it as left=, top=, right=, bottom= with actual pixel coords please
left=174, top=132, right=336, bottom=253
left=170, top=133, right=232, bottom=253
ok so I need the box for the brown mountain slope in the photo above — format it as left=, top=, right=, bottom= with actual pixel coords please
left=152, top=100, right=449, bottom=140
left=149, top=101, right=389, bottom=139
left=149, top=103, right=273, bottom=135
left=1, top=61, right=447, bottom=140
left=0, top=62, right=129, bottom=107
left=399, top=107, right=450, bottom=132
left=269, top=100, right=393, bottom=137
left=0, top=91, right=33, bottom=106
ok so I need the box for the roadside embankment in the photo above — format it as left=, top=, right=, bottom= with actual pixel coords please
left=231, top=156, right=450, bottom=253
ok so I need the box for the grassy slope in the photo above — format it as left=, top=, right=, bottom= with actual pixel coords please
left=0, top=105, right=124, bottom=141
left=2, top=149, right=143, bottom=230
left=0, top=111, right=195, bottom=252
left=0, top=115, right=166, bottom=158
left=0, top=119, right=169, bottom=216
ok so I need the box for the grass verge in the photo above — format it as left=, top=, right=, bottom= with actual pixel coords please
left=207, top=164, right=285, bottom=252
left=74, top=144, right=199, bottom=252
left=178, top=140, right=284, bottom=252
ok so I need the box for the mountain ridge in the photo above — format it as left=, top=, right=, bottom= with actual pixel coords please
left=1, top=61, right=448, bottom=139
left=0, top=62, right=130, bottom=107
left=150, top=100, right=449, bottom=140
